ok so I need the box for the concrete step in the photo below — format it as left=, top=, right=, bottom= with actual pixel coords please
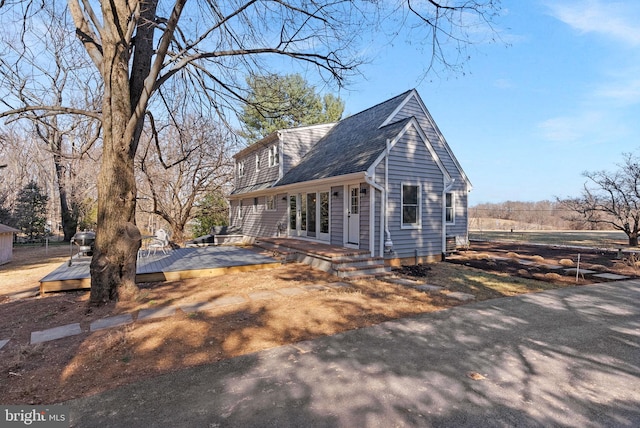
left=334, top=264, right=390, bottom=278
left=332, top=256, right=385, bottom=268
left=338, top=270, right=394, bottom=280
left=255, top=239, right=390, bottom=279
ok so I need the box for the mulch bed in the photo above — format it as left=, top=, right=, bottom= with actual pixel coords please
left=446, top=240, right=640, bottom=285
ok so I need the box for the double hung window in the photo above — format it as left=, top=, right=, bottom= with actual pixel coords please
left=402, top=183, right=421, bottom=228
left=445, top=192, right=455, bottom=224
left=266, top=195, right=276, bottom=211
left=269, top=145, right=279, bottom=167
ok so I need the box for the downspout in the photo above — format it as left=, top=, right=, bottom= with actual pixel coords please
left=384, top=139, right=393, bottom=253
left=365, top=174, right=385, bottom=256
left=365, top=138, right=393, bottom=256
left=442, top=178, right=456, bottom=258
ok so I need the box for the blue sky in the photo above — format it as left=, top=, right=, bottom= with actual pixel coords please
left=338, top=0, right=640, bottom=205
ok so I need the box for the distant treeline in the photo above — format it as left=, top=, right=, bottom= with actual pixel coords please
left=469, top=200, right=610, bottom=231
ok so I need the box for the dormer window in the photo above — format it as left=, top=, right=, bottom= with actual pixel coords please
left=237, top=161, right=245, bottom=178
left=268, top=145, right=279, bottom=167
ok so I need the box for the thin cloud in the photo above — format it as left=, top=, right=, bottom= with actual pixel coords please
left=594, top=75, right=640, bottom=106
left=546, top=0, right=640, bottom=46
left=537, top=111, right=629, bottom=144
left=493, top=78, right=515, bottom=89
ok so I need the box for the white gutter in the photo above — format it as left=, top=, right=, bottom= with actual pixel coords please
left=228, top=171, right=366, bottom=199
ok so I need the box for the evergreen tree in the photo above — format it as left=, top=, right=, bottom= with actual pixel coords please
left=191, top=191, right=229, bottom=238
left=14, top=181, right=49, bottom=240
left=240, top=74, right=345, bottom=141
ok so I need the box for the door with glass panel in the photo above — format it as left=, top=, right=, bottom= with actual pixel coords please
left=318, top=191, right=330, bottom=241
left=347, top=185, right=359, bottom=245
left=289, top=192, right=330, bottom=241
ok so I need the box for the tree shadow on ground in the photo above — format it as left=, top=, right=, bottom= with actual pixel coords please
left=66, top=280, right=640, bottom=427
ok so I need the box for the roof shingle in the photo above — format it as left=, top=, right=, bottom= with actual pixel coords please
left=276, top=90, right=412, bottom=187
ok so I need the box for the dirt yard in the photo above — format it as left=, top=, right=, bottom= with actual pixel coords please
left=448, top=241, right=640, bottom=284
left=0, top=241, right=635, bottom=405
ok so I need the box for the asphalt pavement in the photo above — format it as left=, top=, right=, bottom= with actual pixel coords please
left=67, top=280, right=640, bottom=427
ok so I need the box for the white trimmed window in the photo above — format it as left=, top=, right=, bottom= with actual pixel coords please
left=238, top=200, right=244, bottom=218
left=445, top=192, right=455, bottom=224
left=266, top=195, right=276, bottom=211
left=268, top=145, right=279, bottom=167
left=401, top=183, right=421, bottom=228
left=237, top=161, right=245, bottom=178
left=255, top=154, right=261, bottom=172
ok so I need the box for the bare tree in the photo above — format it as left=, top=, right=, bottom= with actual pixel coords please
left=561, top=152, right=640, bottom=246
left=0, top=2, right=101, bottom=240
left=1, top=0, right=501, bottom=305
left=137, top=112, right=235, bottom=244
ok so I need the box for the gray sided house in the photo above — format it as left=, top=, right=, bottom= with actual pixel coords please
left=228, top=90, right=471, bottom=265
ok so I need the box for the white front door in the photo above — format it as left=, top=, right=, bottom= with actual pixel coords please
left=347, top=185, right=360, bottom=245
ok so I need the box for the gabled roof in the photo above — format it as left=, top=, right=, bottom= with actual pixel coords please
left=383, top=89, right=472, bottom=189
left=276, top=90, right=413, bottom=186
left=0, top=223, right=19, bottom=234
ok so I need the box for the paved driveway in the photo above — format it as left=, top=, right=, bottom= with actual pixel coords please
left=68, top=280, right=640, bottom=427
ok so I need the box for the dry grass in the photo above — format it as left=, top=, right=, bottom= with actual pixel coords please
left=559, top=259, right=575, bottom=267
left=425, top=263, right=566, bottom=299
left=0, top=245, right=69, bottom=300
left=467, top=252, right=491, bottom=260
left=0, top=244, right=583, bottom=404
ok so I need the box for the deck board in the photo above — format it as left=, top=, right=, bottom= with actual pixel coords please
left=39, top=246, right=280, bottom=294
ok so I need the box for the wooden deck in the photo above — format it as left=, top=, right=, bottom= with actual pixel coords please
left=256, top=237, right=370, bottom=258
left=39, top=246, right=281, bottom=294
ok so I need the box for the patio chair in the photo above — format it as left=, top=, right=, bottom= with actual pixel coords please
left=147, top=228, right=171, bottom=256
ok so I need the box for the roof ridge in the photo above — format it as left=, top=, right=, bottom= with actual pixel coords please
left=341, top=89, right=413, bottom=121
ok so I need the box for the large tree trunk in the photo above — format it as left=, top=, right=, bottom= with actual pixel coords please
left=53, top=153, right=78, bottom=242
left=89, top=6, right=140, bottom=305
left=628, top=233, right=638, bottom=247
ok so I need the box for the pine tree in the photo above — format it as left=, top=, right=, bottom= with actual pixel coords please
left=14, top=181, right=49, bottom=240
left=240, top=74, right=344, bottom=142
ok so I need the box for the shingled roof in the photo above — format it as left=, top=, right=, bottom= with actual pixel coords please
left=275, top=90, right=413, bottom=187
left=0, top=223, right=19, bottom=234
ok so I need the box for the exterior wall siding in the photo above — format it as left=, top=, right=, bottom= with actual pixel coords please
left=446, top=187, right=468, bottom=240
left=330, top=185, right=344, bottom=246
left=386, top=128, right=444, bottom=260
left=359, top=183, right=370, bottom=252
left=0, top=233, right=13, bottom=265
left=392, top=96, right=469, bottom=242
left=281, top=124, right=334, bottom=176
left=373, top=188, right=382, bottom=257
left=229, top=194, right=288, bottom=238
left=234, top=143, right=280, bottom=190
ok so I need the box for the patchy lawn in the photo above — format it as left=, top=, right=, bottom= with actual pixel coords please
left=0, top=242, right=605, bottom=404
